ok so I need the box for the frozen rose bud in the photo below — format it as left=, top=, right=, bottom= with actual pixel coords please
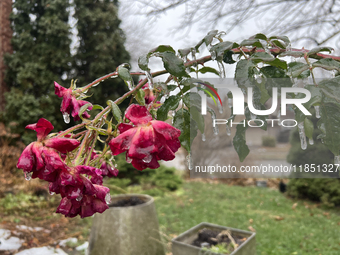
left=100, top=161, right=119, bottom=177
left=54, top=81, right=93, bottom=121
left=109, top=104, right=181, bottom=170
left=17, top=118, right=80, bottom=179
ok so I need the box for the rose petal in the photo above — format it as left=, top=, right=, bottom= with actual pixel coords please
left=131, top=156, right=159, bottom=171
left=44, top=137, right=80, bottom=153
left=125, top=104, right=152, bottom=125
left=56, top=197, right=72, bottom=215
left=54, top=81, right=68, bottom=97
left=151, top=120, right=181, bottom=140
left=118, top=123, right=134, bottom=134
left=109, top=127, right=138, bottom=155
left=17, top=143, right=35, bottom=172
left=127, top=126, right=157, bottom=159
left=26, top=118, right=54, bottom=141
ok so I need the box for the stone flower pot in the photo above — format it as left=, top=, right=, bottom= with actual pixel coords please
left=88, top=194, right=165, bottom=255
left=172, top=222, right=256, bottom=255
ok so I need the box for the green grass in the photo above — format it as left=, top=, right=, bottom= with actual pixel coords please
left=155, top=182, right=340, bottom=255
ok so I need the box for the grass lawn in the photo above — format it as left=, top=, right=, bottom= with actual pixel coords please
left=155, top=181, right=340, bottom=255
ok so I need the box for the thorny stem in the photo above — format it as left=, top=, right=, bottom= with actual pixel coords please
left=56, top=123, right=86, bottom=138
left=85, top=131, right=97, bottom=166
left=74, top=130, right=91, bottom=165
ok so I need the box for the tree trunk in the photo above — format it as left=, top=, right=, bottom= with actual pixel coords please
left=0, top=0, right=12, bottom=112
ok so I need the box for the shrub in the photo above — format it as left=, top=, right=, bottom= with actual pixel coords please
left=262, top=135, right=276, bottom=147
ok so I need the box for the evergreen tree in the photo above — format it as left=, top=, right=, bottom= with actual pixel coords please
left=73, top=0, right=130, bottom=106
left=3, top=0, right=72, bottom=143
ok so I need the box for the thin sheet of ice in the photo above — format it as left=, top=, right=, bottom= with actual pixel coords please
left=0, top=229, right=23, bottom=251
left=16, top=246, right=68, bottom=255
left=59, top=237, right=77, bottom=247
left=76, top=241, right=88, bottom=251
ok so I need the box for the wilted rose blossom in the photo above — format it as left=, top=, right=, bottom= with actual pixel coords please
left=54, top=81, right=93, bottom=121
left=16, top=118, right=80, bottom=180
left=109, top=104, right=181, bottom=170
left=90, top=150, right=119, bottom=177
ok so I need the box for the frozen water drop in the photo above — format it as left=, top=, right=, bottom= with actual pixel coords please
left=186, top=152, right=193, bottom=170
left=226, top=124, right=231, bottom=136
left=110, top=75, right=118, bottom=79
left=105, top=193, right=111, bottom=204
left=218, top=103, right=223, bottom=114
left=92, top=82, right=100, bottom=87
left=142, top=154, right=153, bottom=163
left=334, top=155, right=340, bottom=165
left=314, top=105, right=321, bottom=118
left=309, top=138, right=314, bottom=145
left=201, top=133, right=206, bottom=142
left=126, top=156, right=132, bottom=163
left=126, top=80, right=135, bottom=91
left=49, top=191, right=55, bottom=196
left=250, top=113, right=256, bottom=120
left=63, top=113, right=70, bottom=124
left=24, top=172, right=32, bottom=181
left=228, top=98, right=233, bottom=108
left=217, top=61, right=225, bottom=78
left=76, top=194, right=83, bottom=201
left=145, top=71, right=153, bottom=89
left=298, top=122, right=307, bottom=150
left=213, top=126, right=219, bottom=136
left=211, top=51, right=216, bottom=60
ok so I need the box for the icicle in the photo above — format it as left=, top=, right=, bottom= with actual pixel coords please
left=105, top=193, right=111, bottom=204
left=211, top=51, right=217, bottom=60
left=191, top=48, right=196, bottom=63
left=186, top=152, right=193, bottom=170
left=228, top=98, right=233, bottom=108
left=126, top=80, right=135, bottom=91
left=213, top=126, right=219, bottom=135
left=226, top=124, right=231, bottom=136
left=250, top=113, right=256, bottom=120
left=201, top=133, right=206, bottom=142
left=76, top=194, right=83, bottom=202
left=334, top=155, right=340, bottom=165
left=142, top=154, right=153, bottom=163
left=309, top=138, right=314, bottom=145
left=217, top=61, right=226, bottom=78
left=218, top=103, right=223, bottom=114
left=126, top=156, right=132, bottom=163
left=24, top=172, right=32, bottom=181
left=145, top=70, right=153, bottom=89
left=314, top=105, right=321, bottom=118
left=63, top=113, right=70, bottom=124
left=92, top=82, right=100, bottom=87
left=171, top=111, right=176, bottom=124
left=208, top=108, right=219, bottom=135
left=110, top=75, right=118, bottom=79
left=298, top=122, right=307, bottom=150
left=277, top=111, right=281, bottom=126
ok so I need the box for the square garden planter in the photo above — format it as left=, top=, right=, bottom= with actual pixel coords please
left=172, top=222, right=256, bottom=255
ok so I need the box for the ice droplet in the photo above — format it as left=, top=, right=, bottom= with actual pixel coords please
left=226, top=124, right=231, bottom=136
left=126, top=156, right=132, bottom=163
left=127, top=80, right=135, bottom=91
left=145, top=71, right=153, bottom=89
left=76, top=194, right=83, bottom=201
left=24, top=172, right=32, bottom=181
left=334, top=155, right=340, bottom=165
left=105, top=193, right=111, bottom=204
left=250, top=113, right=256, bottom=120
left=309, top=138, right=314, bottom=145
left=218, top=103, right=223, bottom=114
left=277, top=111, right=282, bottom=126
left=217, top=61, right=225, bottom=78
left=142, top=154, right=153, bottom=163
left=314, top=105, right=321, bottom=118
left=228, top=98, right=233, bottom=108
left=201, top=133, right=206, bottom=142
left=211, top=51, right=216, bottom=60
left=186, top=152, right=193, bottom=170
left=298, top=122, right=307, bottom=150
left=213, top=126, right=219, bottom=135
left=49, top=191, right=55, bottom=196
left=110, top=75, right=118, bottom=79
left=92, top=82, right=100, bottom=87
left=63, top=112, right=70, bottom=124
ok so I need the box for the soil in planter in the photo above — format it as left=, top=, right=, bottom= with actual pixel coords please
left=191, top=228, right=247, bottom=254
left=110, top=196, right=145, bottom=207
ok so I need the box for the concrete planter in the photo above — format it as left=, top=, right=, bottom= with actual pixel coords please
left=172, top=222, right=256, bottom=255
left=88, top=194, right=165, bottom=255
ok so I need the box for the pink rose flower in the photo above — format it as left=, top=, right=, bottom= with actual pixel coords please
left=54, top=81, right=93, bottom=122
left=109, top=104, right=181, bottom=170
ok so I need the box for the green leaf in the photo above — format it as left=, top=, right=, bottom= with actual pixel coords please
left=118, top=64, right=133, bottom=82
left=239, top=39, right=261, bottom=47
left=312, top=58, right=340, bottom=72
left=271, top=40, right=286, bottom=49
left=288, top=62, right=310, bottom=78
left=107, top=100, right=122, bottom=122
left=267, top=58, right=287, bottom=70
left=78, top=103, right=92, bottom=119
left=223, top=50, right=236, bottom=64
left=92, top=104, right=104, bottom=111
left=235, top=59, right=256, bottom=88
left=190, top=107, right=205, bottom=134
left=204, top=30, right=218, bottom=46
left=261, top=66, right=293, bottom=93
left=198, top=67, right=220, bottom=76
left=304, top=118, right=314, bottom=140
left=157, top=95, right=181, bottom=121
left=173, top=108, right=197, bottom=152
left=178, top=48, right=191, bottom=58
left=158, top=52, right=189, bottom=77
left=253, top=33, right=267, bottom=40
left=182, top=92, right=202, bottom=110
left=308, top=46, right=334, bottom=56
left=135, top=89, right=145, bottom=105
left=251, top=52, right=275, bottom=62
left=150, top=45, right=176, bottom=54
left=233, top=124, right=249, bottom=162
left=138, top=55, right=150, bottom=71
left=210, top=41, right=234, bottom=60
left=269, top=36, right=290, bottom=45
